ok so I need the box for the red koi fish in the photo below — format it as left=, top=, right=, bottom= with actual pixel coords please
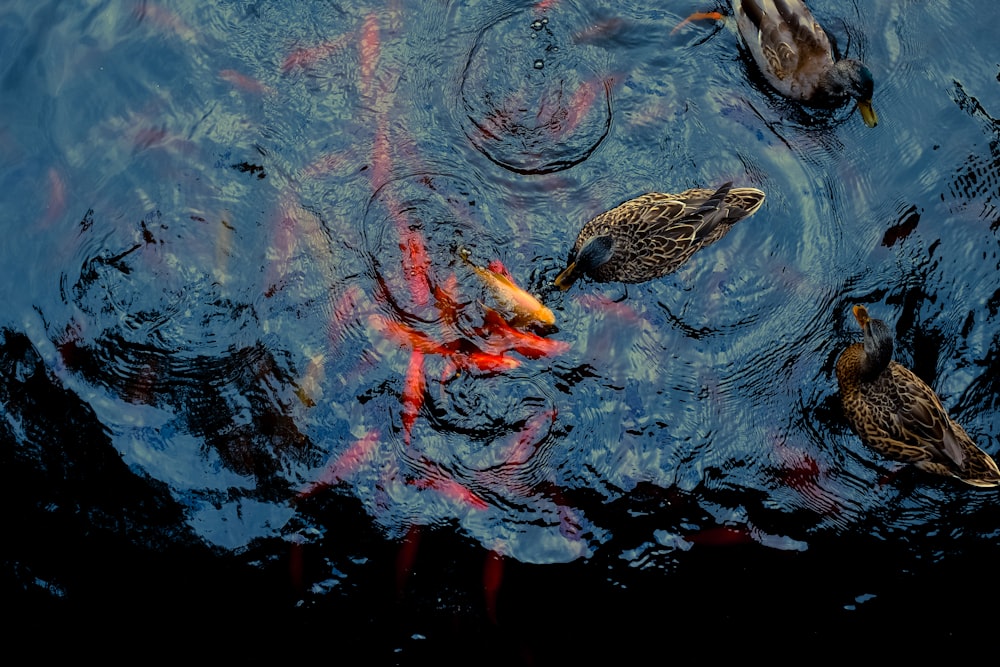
left=281, top=34, right=350, bottom=72
left=297, top=430, right=381, bottom=499
left=370, top=119, right=432, bottom=307
left=132, top=1, right=197, bottom=44
left=395, top=524, right=422, bottom=599
left=575, top=293, right=646, bottom=325
left=399, top=225, right=432, bottom=308
left=483, top=550, right=504, bottom=624
left=685, top=525, right=753, bottom=547
left=479, top=306, right=569, bottom=359
left=411, top=474, right=490, bottom=511
left=573, top=17, right=627, bottom=45
left=433, top=272, right=463, bottom=326
left=327, top=285, right=365, bottom=346
left=401, top=349, right=425, bottom=445
left=503, top=409, right=556, bottom=466
left=369, top=314, right=454, bottom=355
left=552, top=77, right=608, bottom=139
left=219, top=69, right=273, bottom=95
left=38, top=167, right=66, bottom=229
left=288, top=534, right=305, bottom=592
left=442, top=350, right=521, bottom=379
left=460, top=248, right=555, bottom=327
left=358, top=13, right=380, bottom=100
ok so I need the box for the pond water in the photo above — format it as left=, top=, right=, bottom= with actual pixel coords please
left=3, top=0, right=999, bottom=658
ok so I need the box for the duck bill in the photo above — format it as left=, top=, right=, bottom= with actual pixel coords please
left=857, top=99, right=878, bottom=128
left=552, top=262, right=578, bottom=291
left=852, top=304, right=869, bottom=327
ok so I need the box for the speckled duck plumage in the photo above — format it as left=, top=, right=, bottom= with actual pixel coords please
left=836, top=305, right=1000, bottom=487
left=733, top=0, right=878, bottom=127
left=553, top=182, right=765, bottom=289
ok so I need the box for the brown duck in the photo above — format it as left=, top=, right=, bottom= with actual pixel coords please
left=733, top=0, right=878, bottom=127
left=836, top=305, right=1000, bottom=487
left=552, top=182, right=765, bottom=289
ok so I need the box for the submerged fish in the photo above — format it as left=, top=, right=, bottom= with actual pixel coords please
left=459, top=248, right=555, bottom=327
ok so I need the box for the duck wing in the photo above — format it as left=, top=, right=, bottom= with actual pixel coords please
left=886, top=363, right=968, bottom=469
left=737, top=0, right=834, bottom=95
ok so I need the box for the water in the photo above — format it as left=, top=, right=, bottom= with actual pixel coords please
left=3, top=0, right=999, bottom=657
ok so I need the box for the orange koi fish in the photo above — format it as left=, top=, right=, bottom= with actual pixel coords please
left=479, top=306, right=569, bottom=358
left=460, top=248, right=555, bottom=327
left=670, top=11, right=724, bottom=36
left=297, top=430, right=381, bottom=499
left=400, top=349, right=425, bottom=445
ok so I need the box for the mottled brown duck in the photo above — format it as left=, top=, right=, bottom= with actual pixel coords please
left=552, top=182, right=765, bottom=289
left=836, top=305, right=1000, bottom=487
left=733, top=0, right=878, bottom=127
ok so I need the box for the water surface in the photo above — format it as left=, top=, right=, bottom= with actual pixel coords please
left=3, top=0, right=1000, bottom=658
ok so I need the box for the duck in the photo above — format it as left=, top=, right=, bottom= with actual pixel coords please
left=552, top=182, right=765, bottom=289
left=835, top=305, right=1000, bottom=488
left=732, top=0, right=878, bottom=127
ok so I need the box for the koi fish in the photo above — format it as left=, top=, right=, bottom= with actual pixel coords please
left=219, top=69, right=273, bottom=95
left=399, top=226, right=432, bottom=307
left=479, top=306, right=569, bottom=358
left=685, top=525, right=753, bottom=547
left=297, top=430, right=381, bottom=498
left=358, top=13, right=380, bottom=100
left=411, top=474, right=490, bottom=511
left=460, top=248, right=555, bottom=327
left=281, top=34, right=349, bottom=72
left=368, top=314, right=454, bottom=355
left=401, top=349, right=425, bottom=445
left=395, top=524, right=422, bottom=598
left=441, top=350, right=522, bottom=380
left=483, top=550, right=504, bottom=624
left=433, top=272, right=463, bottom=325
left=503, top=409, right=557, bottom=466
left=670, top=11, right=724, bottom=36
left=553, top=77, right=608, bottom=139
left=38, top=167, right=66, bottom=229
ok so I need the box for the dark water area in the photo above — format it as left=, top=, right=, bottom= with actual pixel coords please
left=3, top=0, right=1000, bottom=658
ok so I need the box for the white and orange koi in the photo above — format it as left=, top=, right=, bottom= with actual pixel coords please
left=460, top=248, right=554, bottom=327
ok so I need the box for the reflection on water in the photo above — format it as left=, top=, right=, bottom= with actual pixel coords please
left=3, top=0, right=1000, bottom=649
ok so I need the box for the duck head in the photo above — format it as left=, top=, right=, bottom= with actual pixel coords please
left=853, top=304, right=893, bottom=377
left=829, top=60, right=878, bottom=127
left=553, top=234, right=614, bottom=290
